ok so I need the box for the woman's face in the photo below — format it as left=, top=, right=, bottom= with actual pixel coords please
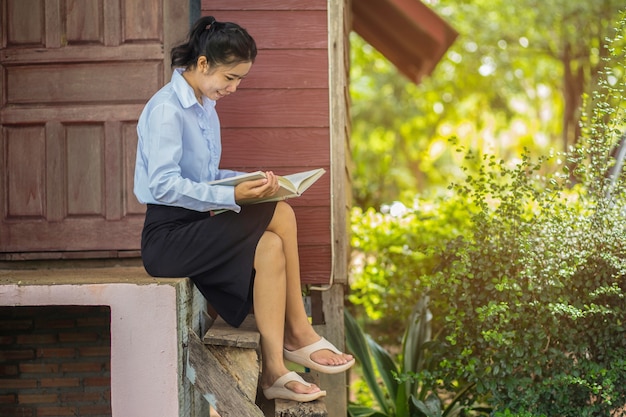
left=190, top=57, right=252, bottom=101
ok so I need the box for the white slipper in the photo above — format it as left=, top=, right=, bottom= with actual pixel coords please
left=262, top=371, right=326, bottom=402
left=283, top=337, right=355, bottom=374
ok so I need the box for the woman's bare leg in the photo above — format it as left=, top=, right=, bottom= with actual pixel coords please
left=254, top=230, right=321, bottom=394
left=264, top=202, right=353, bottom=366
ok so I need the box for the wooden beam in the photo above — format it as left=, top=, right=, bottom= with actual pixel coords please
left=186, top=328, right=264, bottom=417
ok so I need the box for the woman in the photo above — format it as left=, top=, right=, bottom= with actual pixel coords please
left=133, top=16, right=354, bottom=402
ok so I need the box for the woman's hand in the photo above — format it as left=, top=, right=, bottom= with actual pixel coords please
left=234, top=171, right=280, bottom=202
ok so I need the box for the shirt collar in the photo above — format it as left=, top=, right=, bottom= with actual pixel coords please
left=172, top=68, right=216, bottom=109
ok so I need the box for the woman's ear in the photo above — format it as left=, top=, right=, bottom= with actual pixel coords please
left=196, top=56, right=209, bottom=72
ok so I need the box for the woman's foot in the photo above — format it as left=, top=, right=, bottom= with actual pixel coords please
left=261, top=370, right=325, bottom=402
left=284, top=333, right=355, bottom=374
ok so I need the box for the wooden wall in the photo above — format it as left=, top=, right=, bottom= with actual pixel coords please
left=0, top=0, right=187, bottom=257
left=203, top=1, right=333, bottom=285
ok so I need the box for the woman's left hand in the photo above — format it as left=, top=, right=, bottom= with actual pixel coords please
left=234, top=171, right=280, bottom=202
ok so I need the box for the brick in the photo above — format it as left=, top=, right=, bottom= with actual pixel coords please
left=76, top=317, right=110, bottom=327
left=0, top=394, right=17, bottom=404
left=0, top=379, right=38, bottom=389
left=0, top=335, right=16, bottom=345
left=18, top=393, right=58, bottom=404
left=78, top=347, right=110, bottom=357
left=34, top=319, right=75, bottom=329
left=0, top=319, right=33, bottom=331
left=37, top=406, right=78, bottom=416
left=79, top=405, right=112, bottom=415
left=19, top=363, right=60, bottom=373
left=60, top=391, right=107, bottom=403
left=83, top=377, right=110, bottom=387
left=16, top=333, right=58, bottom=344
left=36, top=348, right=76, bottom=358
left=0, top=406, right=35, bottom=417
left=39, top=378, right=80, bottom=388
left=0, top=365, right=19, bottom=376
left=58, top=333, right=99, bottom=343
left=0, top=349, right=36, bottom=361
left=61, top=362, right=103, bottom=373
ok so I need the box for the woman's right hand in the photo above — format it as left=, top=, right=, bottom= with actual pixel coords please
left=234, top=171, right=280, bottom=202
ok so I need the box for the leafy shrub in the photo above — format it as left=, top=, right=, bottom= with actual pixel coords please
left=348, top=12, right=626, bottom=417
left=423, top=16, right=626, bottom=416
left=349, top=197, right=471, bottom=343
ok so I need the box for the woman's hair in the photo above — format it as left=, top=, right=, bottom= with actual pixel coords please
left=171, top=16, right=257, bottom=69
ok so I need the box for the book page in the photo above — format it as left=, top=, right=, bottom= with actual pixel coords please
left=280, top=168, right=326, bottom=194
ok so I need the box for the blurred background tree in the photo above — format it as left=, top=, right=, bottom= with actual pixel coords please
left=350, top=0, right=625, bottom=209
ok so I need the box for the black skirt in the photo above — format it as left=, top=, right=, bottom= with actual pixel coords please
left=141, top=202, right=277, bottom=327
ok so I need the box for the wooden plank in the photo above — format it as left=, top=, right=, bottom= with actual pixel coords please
left=202, top=10, right=328, bottom=50
left=5, top=125, right=46, bottom=218
left=203, top=315, right=260, bottom=349
left=5, top=61, right=162, bottom=104
left=122, top=0, right=161, bottom=42
left=105, top=121, right=123, bottom=221
left=0, top=217, right=144, bottom=252
left=0, top=104, right=145, bottom=124
left=186, top=328, right=264, bottom=417
left=317, top=285, right=350, bottom=415
left=218, top=89, right=329, bottom=129
left=66, top=0, right=102, bottom=44
left=299, top=245, right=332, bottom=285
left=6, top=0, right=44, bottom=46
left=272, top=373, right=328, bottom=417
left=243, top=50, right=328, bottom=89
left=0, top=44, right=163, bottom=63
left=122, top=122, right=145, bottom=216
left=220, top=128, right=330, bottom=168
left=205, top=0, right=327, bottom=11
left=275, top=398, right=328, bottom=417
left=328, top=0, right=351, bottom=288
left=66, top=124, right=105, bottom=216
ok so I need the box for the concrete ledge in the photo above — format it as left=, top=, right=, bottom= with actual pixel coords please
left=0, top=266, right=207, bottom=417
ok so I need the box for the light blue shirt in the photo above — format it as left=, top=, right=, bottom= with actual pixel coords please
left=134, top=69, right=242, bottom=213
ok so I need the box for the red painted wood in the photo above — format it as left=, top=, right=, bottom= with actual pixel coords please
left=299, top=245, right=333, bottom=285
left=244, top=50, right=329, bottom=89
left=203, top=10, right=328, bottom=49
left=218, top=89, right=329, bottom=128
left=205, top=0, right=327, bottom=11
left=6, top=62, right=162, bottom=105
left=0, top=0, right=164, bottom=253
left=220, top=128, right=330, bottom=168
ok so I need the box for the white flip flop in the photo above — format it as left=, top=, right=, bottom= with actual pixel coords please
left=262, top=371, right=326, bottom=402
left=283, top=337, right=355, bottom=374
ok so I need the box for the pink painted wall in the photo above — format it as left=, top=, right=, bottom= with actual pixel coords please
left=0, top=272, right=194, bottom=417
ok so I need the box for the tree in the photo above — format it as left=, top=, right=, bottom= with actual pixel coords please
left=350, top=0, right=625, bottom=209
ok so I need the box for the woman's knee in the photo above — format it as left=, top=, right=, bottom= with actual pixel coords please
left=255, top=231, right=285, bottom=268
left=269, top=201, right=297, bottom=233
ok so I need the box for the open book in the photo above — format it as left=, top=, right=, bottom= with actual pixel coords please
left=208, top=168, right=326, bottom=205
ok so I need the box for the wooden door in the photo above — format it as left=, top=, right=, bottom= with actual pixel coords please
left=0, top=0, right=187, bottom=256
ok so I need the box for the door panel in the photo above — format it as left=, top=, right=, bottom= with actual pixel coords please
left=0, top=0, right=187, bottom=255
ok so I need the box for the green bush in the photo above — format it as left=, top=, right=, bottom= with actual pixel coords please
left=349, top=197, right=471, bottom=343
left=424, top=17, right=626, bottom=416
left=348, top=12, right=626, bottom=416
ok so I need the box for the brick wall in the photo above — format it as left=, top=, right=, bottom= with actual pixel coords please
left=0, top=306, right=112, bottom=417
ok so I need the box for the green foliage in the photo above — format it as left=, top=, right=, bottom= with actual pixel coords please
left=345, top=296, right=490, bottom=417
left=422, top=16, right=626, bottom=416
left=349, top=12, right=626, bottom=416
left=349, top=197, right=471, bottom=343
left=350, top=0, right=625, bottom=209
